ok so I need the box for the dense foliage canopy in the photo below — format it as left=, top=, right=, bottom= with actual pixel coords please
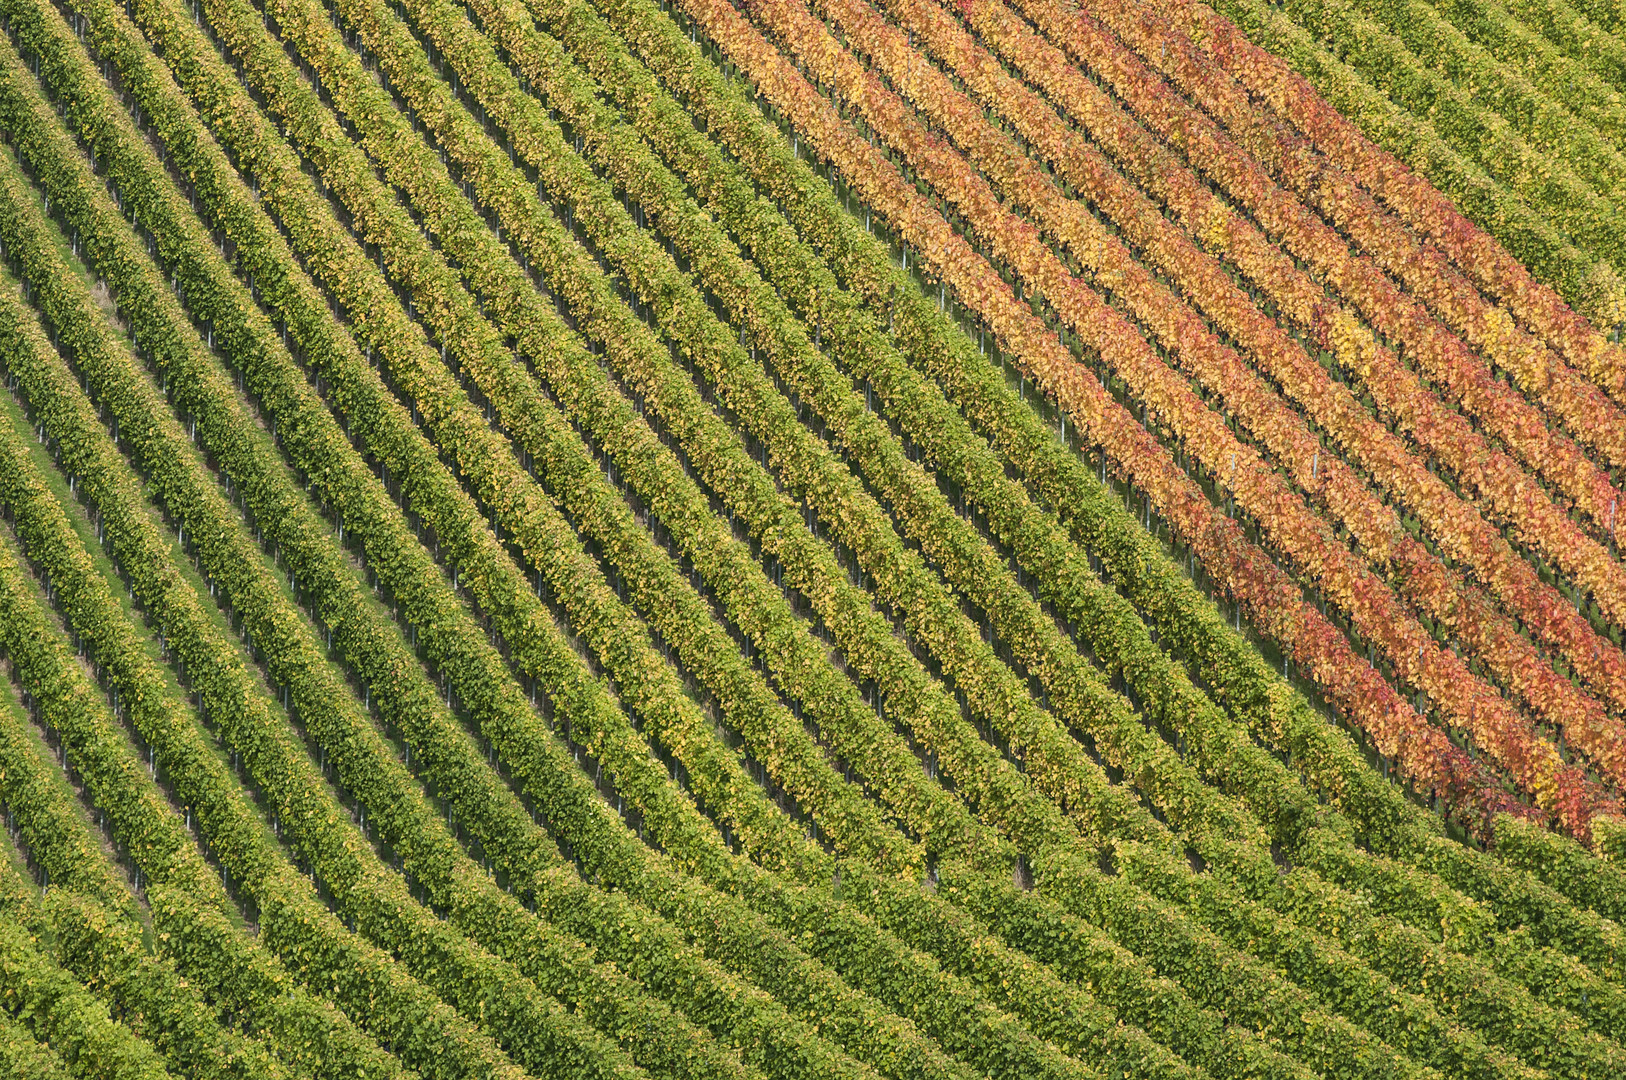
left=0, top=0, right=1623, bottom=1075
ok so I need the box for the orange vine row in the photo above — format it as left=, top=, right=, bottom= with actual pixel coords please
left=1062, top=0, right=1626, bottom=414
left=840, top=0, right=1626, bottom=798
left=674, top=0, right=1544, bottom=836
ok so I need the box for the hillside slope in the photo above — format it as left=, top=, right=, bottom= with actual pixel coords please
left=0, top=0, right=1623, bottom=1076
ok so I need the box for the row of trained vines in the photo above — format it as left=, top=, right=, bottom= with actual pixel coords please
left=0, top=0, right=1623, bottom=1076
